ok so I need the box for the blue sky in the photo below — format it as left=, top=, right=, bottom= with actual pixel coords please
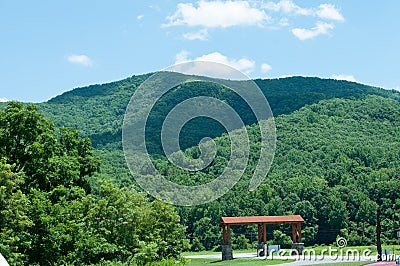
left=1, top=0, right=399, bottom=102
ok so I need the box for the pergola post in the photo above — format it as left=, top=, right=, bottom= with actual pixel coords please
left=291, top=222, right=304, bottom=255
left=291, top=222, right=302, bottom=243
left=222, top=225, right=227, bottom=244
left=227, top=225, right=231, bottom=245
left=257, top=223, right=267, bottom=257
left=263, top=223, right=267, bottom=243
left=297, top=223, right=302, bottom=243
left=221, top=224, right=233, bottom=260
left=292, top=223, right=296, bottom=243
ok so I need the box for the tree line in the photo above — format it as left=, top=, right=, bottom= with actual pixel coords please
left=153, top=95, right=400, bottom=251
left=0, top=102, right=188, bottom=265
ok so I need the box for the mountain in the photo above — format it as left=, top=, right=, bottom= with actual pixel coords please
left=157, top=95, right=400, bottom=248
left=32, top=74, right=400, bottom=248
left=38, top=75, right=400, bottom=151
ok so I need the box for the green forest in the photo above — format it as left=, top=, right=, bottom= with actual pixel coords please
left=1, top=75, right=400, bottom=265
left=0, top=103, right=188, bottom=265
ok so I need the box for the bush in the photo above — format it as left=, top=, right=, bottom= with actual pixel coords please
left=234, top=234, right=251, bottom=250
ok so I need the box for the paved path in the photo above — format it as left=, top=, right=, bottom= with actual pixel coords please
left=279, top=257, right=370, bottom=265
left=185, top=252, right=373, bottom=265
left=185, top=252, right=256, bottom=259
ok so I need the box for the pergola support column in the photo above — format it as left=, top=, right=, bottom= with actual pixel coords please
left=257, top=223, right=267, bottom=257
left=291, top=223, right=304, bottom=255
left=291, top=223, right=302, bottom=243
left=221, top=225, right=233, bottom=260
left=263, top=223, right=267, bottom=243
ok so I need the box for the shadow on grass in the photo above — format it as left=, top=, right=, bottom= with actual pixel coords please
left=188, top=258, right=294, bottom=265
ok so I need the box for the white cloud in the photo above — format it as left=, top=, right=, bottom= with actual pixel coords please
left=163, top=1, right=270, bottom=28
left=292, top=21, right=334, bottom=40
left=183, top=29, right=209, bottom=40
left=67, top=54, right=93, bottom=67
left=194, top=52, right=255, bottom=73
left=173, top=51, right=257, bottom=78
left=263, top=0, right=313, bottom=16
left=316, top=4, right=344, bottom=22
left=0, top=97, right=8, bottom=102
left=175, top=50, right=190, bottom=64
left=137, top=15, right=144, bottom=20
left=261, top=63, right=272, bottom=73
left=264, top=0, right=344, bottom=21
left=331, top=74, right=357, bottom=82
left=163, top=0, right=345, bottom=40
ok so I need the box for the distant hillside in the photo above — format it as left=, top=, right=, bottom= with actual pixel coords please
left=13, top=74, right=400, bottom=248
left=38, top=75, right=400, bottom=152
left=158, top=95, right=400, bottom=248
left=39, top=74, right=151, bottom=149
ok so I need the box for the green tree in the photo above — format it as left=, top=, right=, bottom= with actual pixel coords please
left=270, top=230, right=292, bottom=248
left=0, top=102, right=100, bottom=193
left=234, top=234, right=250, bottom=250
left=0, top=160, right=32, bottom=265
left=193, top=217, right=219, bottom=251
left=355, top=200, right=378, bottom=225
left=0, top=102, right=188, bottom=265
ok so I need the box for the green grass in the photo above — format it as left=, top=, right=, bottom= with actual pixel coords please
left=182, top=251, right=220, bottom=256
left=187, top=258, right=293, bottom=266
left=183, top=249, right=256, bottom=256
left=184, top=245, right=400, bottom=257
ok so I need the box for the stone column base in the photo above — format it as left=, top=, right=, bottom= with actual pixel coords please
left=257, top=243, right=267, bottom=257
left=291, top=243, right=304, bottom=255
left=222, top=244, right=233, bottom=260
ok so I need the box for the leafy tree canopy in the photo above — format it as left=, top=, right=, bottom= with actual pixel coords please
left=0, top=102, right=188, bottom=265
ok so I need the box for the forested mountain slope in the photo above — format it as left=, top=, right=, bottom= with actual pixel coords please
left=31, top=75, right=400, bottom=248
left=3, top=73, right=399, bottom=263
left=38, top=75, right=400, bottom=151
left=166, top=95, right=400, bottom=249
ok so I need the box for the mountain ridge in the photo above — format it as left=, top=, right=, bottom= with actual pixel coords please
left=37, top=74, right=400, bottom=151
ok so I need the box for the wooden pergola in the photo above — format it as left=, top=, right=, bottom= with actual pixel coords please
left=220, top=215, right=304, bottom=259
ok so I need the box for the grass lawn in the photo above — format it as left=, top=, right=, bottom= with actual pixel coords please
left=184, top=245, right=400, bottom=257
left=182, top=251, right=221, bottom=256
left=187, top=258, right=294, bottom=266
left=183, top=249, right=255, bottom=256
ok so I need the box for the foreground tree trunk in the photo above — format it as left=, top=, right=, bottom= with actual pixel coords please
left=376, top=206, right=382, bottom=261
